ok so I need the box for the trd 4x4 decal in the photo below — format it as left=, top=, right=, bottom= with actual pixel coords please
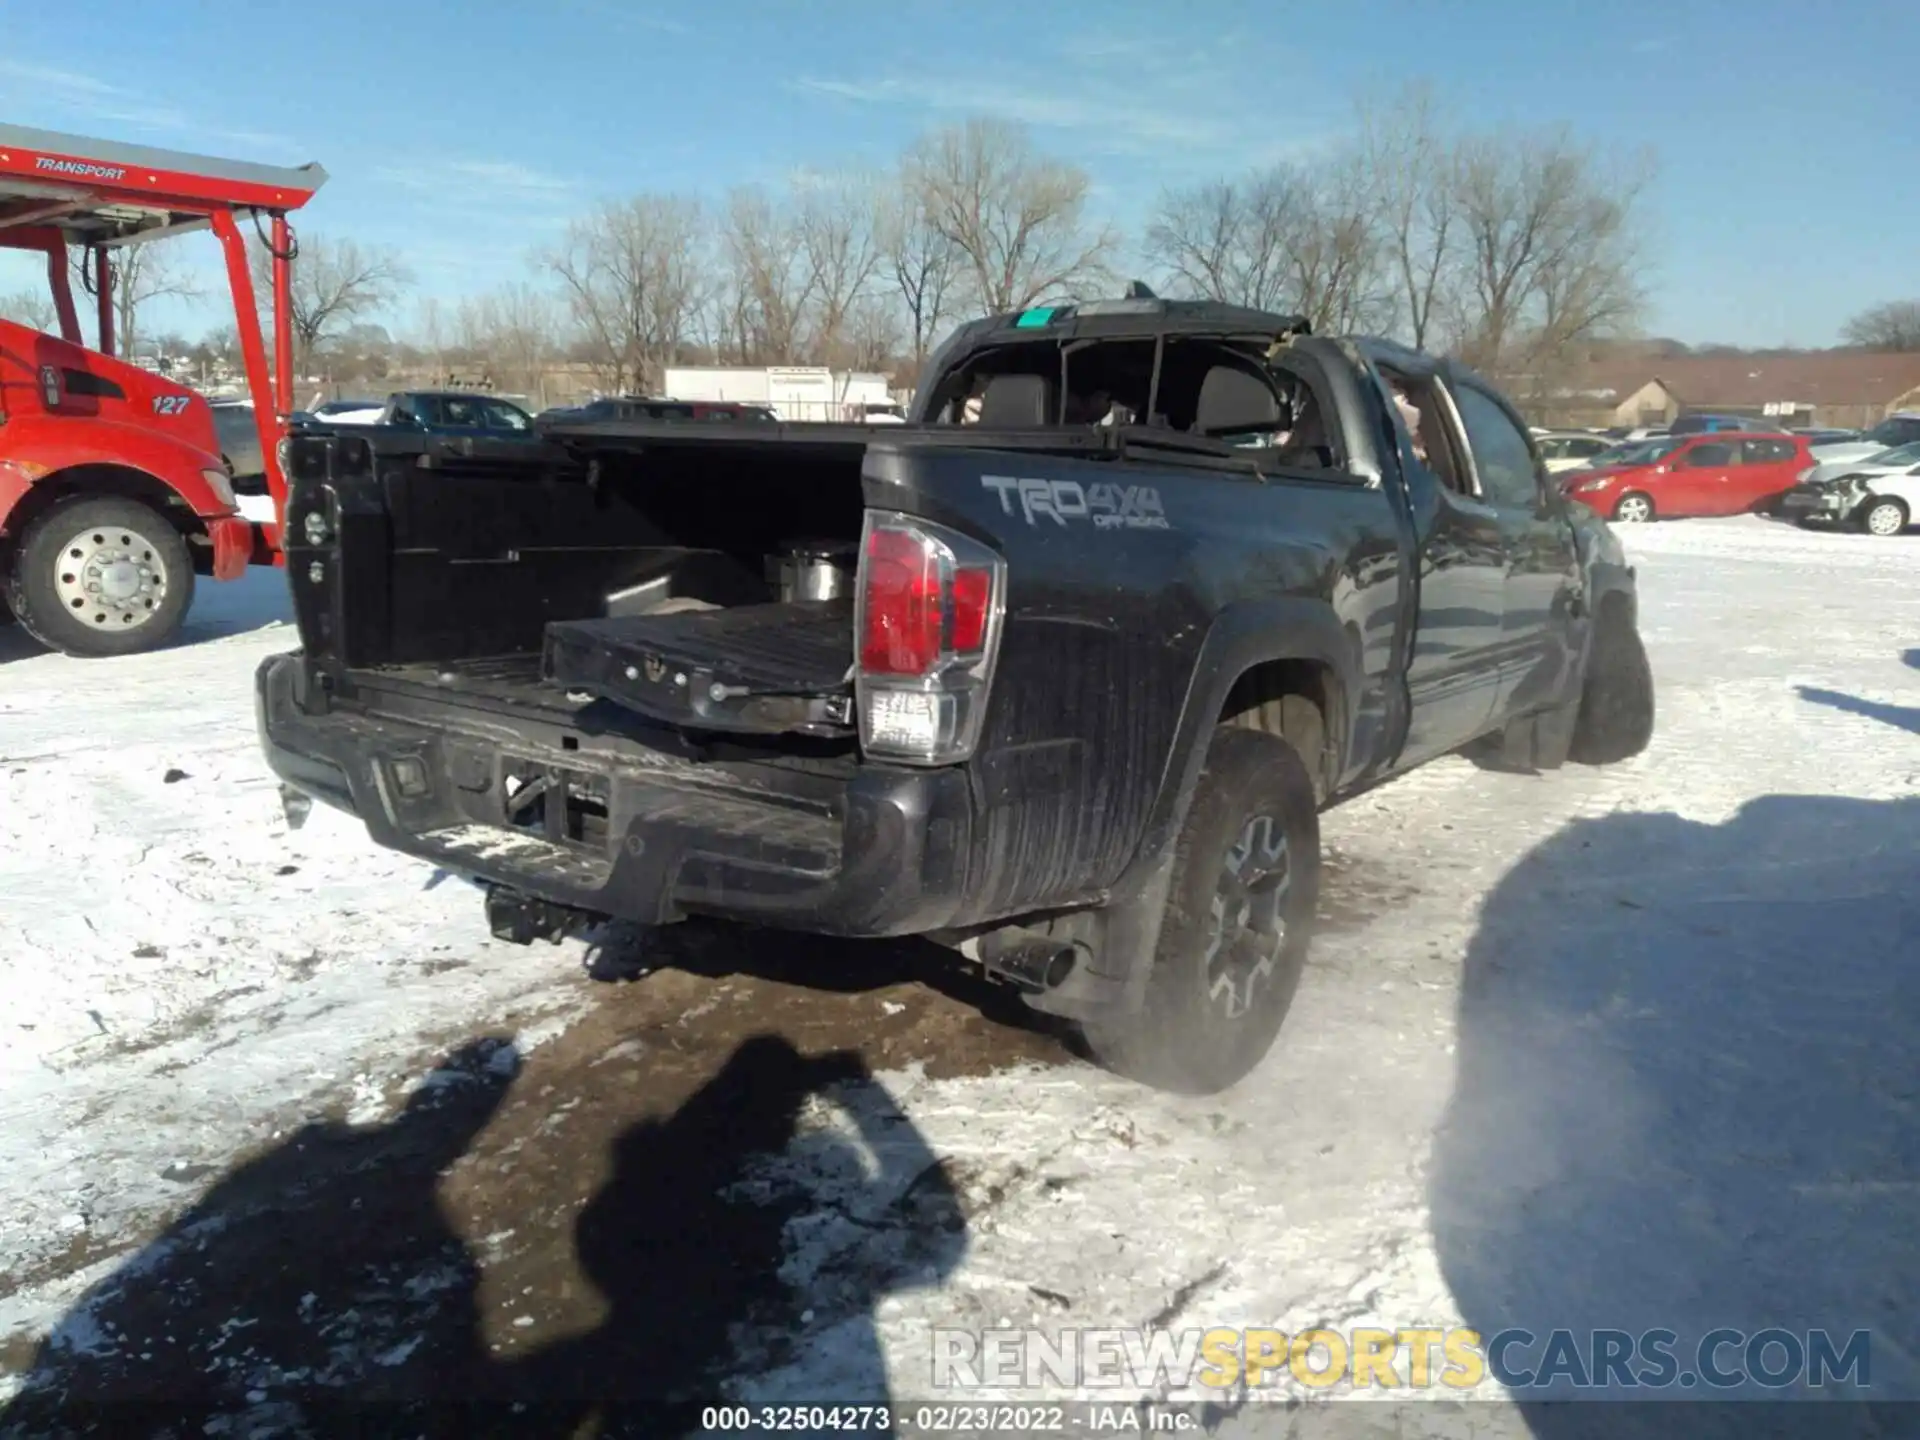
left=981, top=475, right=1170, bottom=531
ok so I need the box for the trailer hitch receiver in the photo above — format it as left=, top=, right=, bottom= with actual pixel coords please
left=484, top=884, right=596, bottom=946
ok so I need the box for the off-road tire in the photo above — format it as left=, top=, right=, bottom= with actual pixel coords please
left=1568, top=605, right=1654, bottom=765
left=1082, top=726, right=1320, bottom=1094
left=6, top=497, right=194, bottom=658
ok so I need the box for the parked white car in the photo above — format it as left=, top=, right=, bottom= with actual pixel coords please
left=1533, top=431, right=1616, bottom=473
left=1799, top=440, right=1920, bottom=488
left=1781, top=443, right=1920, bottom=536
left=1806, top=413, right=1920, bottom=469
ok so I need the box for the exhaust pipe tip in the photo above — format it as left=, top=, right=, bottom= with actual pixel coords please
left=978, top=935, right=1083, bottom=994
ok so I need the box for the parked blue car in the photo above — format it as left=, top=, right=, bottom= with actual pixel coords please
left=1668, top=413, right=1771, bottom=436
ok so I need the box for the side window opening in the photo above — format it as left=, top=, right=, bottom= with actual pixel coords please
left=1448, top=382, right=1543, bottom=509
left=1378, top=364, right=1470, bottom=498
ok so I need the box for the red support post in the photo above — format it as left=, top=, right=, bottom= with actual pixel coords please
left=46, top=241, right=80, bottom=344
left=211, top=208, right=287, bottom=559
left=93, top=246, right=114, bottom=357
left=271, top=214, right=293, bottom=419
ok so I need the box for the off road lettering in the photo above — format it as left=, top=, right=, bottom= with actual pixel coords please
left=982, top=475, right=1170, bottom=530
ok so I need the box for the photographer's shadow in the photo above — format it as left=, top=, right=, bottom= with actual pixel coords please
left=1431, top=794, right=1920, bottom=1439
left=4, top=1034, right=965, bottom=1440
left=496, top=1035, right=967, bottom=1434
left=2, top=1037, right=524, bottom=1436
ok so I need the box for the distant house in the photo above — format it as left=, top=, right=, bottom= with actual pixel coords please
left=1534, top=352, right=1920, bottom=430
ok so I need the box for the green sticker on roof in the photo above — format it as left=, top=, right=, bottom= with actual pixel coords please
left=1015, top=307, right=1055, bottom=328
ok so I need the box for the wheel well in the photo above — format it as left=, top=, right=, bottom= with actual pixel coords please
left=1219, top=658, right=1340, bottom=802
left=1595, top=586, right=1635, bottom=632
left=2, top=465, right=213, bottom=574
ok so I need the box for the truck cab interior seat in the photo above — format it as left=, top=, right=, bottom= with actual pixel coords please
left=978, top=372, right=1055, bottom=426
left=1193, top=364, right=1282, bottom=437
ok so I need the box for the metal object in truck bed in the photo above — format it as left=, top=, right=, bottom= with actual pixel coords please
left=542, top=599, right=856, bottom=735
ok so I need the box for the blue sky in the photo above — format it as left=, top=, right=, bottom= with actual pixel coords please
left=1, top=0, right=1914, bottom=348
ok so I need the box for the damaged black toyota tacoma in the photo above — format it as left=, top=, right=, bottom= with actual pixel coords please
left=257, top=297, right=1654, bottom=1093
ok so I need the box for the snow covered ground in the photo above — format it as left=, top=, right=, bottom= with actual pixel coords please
left=1, top=518, right=1915, bottom=1435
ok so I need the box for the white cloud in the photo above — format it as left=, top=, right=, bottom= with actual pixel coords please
left=0, top=58, right=296, bottom=154
left=792, top=73, right=1231, bottom=157
left=791, top=30, right=1339, bottom=172
left=373, top=160, right=579, bottom=206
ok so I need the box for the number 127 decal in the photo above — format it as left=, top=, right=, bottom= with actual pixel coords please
left=152, top=395, right=192, bottom=416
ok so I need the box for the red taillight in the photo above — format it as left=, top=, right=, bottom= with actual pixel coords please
left=854, top=510, right=1006, bottom=765
left=860, top=527, right=943, bottom=675
left=949, top=567, right=991, bottom=653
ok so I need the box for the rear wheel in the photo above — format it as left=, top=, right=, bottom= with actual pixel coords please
left=1613, top=491, right=1655, bottom=524
left=1861, top=497, right=1908, bottom=537
left=1081, top=726, right=1320, bottom=1094
left=6, top=497, right=195, bottom=657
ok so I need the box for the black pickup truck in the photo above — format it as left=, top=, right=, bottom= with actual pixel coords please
left=257, top=297, right=1653, bottom=1092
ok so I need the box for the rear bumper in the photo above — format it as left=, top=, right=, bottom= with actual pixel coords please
left=254, top=653, right=974, bottom=938
left=206, top=515, right=253, bottom=581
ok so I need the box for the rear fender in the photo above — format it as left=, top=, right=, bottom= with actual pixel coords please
left=1040, top=598, right=1358, bottom=1022
left=1118, top=597, right=1358, bottom=894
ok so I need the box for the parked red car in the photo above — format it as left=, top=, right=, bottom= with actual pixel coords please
left=1560, top=433, right=1814, bottom=522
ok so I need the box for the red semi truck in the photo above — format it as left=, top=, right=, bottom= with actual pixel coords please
left=0, top=123, right=325, bottom=656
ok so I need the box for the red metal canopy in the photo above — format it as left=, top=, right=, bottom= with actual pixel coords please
left=0, top=123, right=329, bottom=546
left=0, top=123, right=326, bottom=241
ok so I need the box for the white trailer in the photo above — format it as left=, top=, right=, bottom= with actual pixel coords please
left=663, top=366, right=901, bottom=422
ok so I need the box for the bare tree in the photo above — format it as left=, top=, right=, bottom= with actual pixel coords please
left=908, top=118, right=1116, bottom=313
left=1359, top=82, right=1457, bottom=350
left=1841, top=300, right=1920, bottom=352
left=843, top=294, right=904, bottom=374
left=718, top=185, right=819, bottom=365
left=95, top=244, right=203, bottom=358
left=795, top=173, right=884, bottom=366
left=1145, top=158, right=1393, bottom=332
left=454, top=282, right=564, bottom=404
left=545, top=194, right=706, bottom=392
left=251, top=234, right=410, bottom=371
left=0, top=287, right=56, bottom=332
left=1448, top=129, right=1650, bottom=381
left=877, top=177, right=963, bottom=371
left=1145, top=179, right=1286, bottom=309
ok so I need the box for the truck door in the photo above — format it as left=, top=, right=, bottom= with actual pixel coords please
left=1443, top=374, right=1583, bottom=721
left=1373, top=366, right=1507, bottom=765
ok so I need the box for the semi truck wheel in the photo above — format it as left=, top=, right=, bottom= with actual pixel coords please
left=6, top=497, right=195, bottom=658
left=1083, top=726, right=1320, bottom=1094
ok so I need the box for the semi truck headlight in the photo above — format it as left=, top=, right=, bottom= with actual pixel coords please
left=201, top=468, right=237, bottom=511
